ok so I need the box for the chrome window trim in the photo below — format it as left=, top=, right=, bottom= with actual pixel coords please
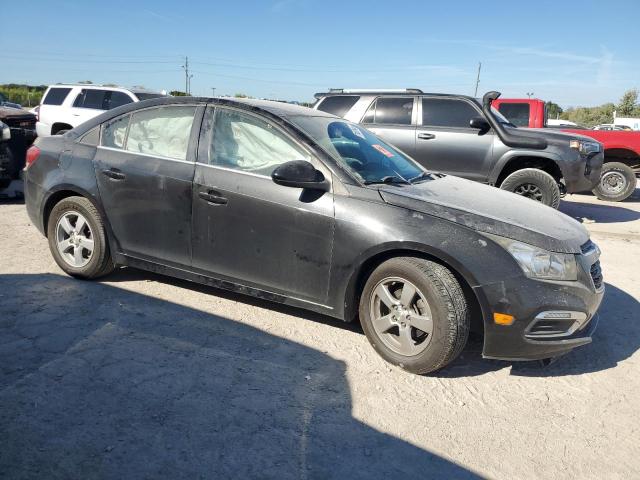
left=97, top=145, right=194, bottom=165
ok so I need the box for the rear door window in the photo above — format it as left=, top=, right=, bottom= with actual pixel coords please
left=42, top=87, right=72, bottom=105
left=126, top=106, right=196, bottom=160
left=107, top=91, right=134, bottom=109
left=421, top=98, right=479, bottom=128
left=81, top=90, right=109, bottom=110
left=497, top=103, right=530, bottom=127
left=316, top=96, right=360, bottom=117
left=362, top=97, right=414, bottom=125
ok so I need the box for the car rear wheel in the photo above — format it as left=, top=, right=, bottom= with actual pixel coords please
left=592, top=162, right=636, bottom=202
left=500, top=168, right=561, bottom=209
left=359, top=257, right=469, bottom=374
left=47, top=196, right=114, bottom=279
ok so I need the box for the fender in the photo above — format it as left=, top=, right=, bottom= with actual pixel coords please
left=487, top=149, right=564, bottom=186
left=340, top=240, right=487, bottom=323
left=40, top=183, right=122, bottom=261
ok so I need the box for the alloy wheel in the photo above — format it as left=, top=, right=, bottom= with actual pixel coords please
left=55, top=211, right=95, bottom=268
left=369, top=277, right=433, bottom=356
left=514, top=183, right=544, bottom=202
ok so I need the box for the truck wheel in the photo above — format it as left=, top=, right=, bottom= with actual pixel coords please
left=500, top=168, right=561, bottom=209
left=359, top=257, right=469, bottom=375
left=592, top=162, right=636, bottom=202
left=47, top=196, right=114, bottom=279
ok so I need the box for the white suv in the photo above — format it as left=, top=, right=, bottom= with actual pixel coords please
left=36, top=84, right=165, bottom=136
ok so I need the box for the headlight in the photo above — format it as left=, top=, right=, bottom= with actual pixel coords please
left=484, top=233, right=578, bottom=281
left=569, top=139, right=601, bottom=155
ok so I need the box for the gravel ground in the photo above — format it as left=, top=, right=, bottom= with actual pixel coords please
left=0, top=188, right=639, bottom=479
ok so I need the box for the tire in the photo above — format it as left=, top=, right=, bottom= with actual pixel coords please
left=359, top=257, right=469, bottom=374
left=47, top=196, right=114, bottom=279
left=500, top=168, right=561, bottom=209
left=592, top=162, right=636, bottom=202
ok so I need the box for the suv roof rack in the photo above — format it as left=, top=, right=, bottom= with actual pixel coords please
left=326, top=88, right=423, bottom=94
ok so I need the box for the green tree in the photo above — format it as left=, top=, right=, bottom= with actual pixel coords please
left=169, top=90, right=188, bottom=96
left=561, top=103, right=615, bottom=128
left=234, top=93, right=249, bottom=98
left=545, top=101, right=563, bottom=119
left=617, top=89, right=638, bottom=116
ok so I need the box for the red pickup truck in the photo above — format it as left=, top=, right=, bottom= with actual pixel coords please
left=493, top=98, right=639, bottom=202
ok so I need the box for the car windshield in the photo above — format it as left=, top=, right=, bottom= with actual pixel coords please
left=289, top=116, right=427, bottom=185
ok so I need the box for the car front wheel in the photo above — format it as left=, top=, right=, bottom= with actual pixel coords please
left=47, top=196, right=114, bottom=279
left=359, top=257, right=469, bottom=374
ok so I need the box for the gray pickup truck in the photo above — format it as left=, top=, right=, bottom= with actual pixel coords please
left=313, top=89, right=603, bottom=208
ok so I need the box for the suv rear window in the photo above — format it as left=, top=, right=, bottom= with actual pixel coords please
left=42, top=87, right=72, bottom=106
left=316, top=96, right=360, bottom=117
left=497, top=103, right=530, bottom=127
left=422, top=98, right=479, bottom=128
left=362, top=97, right=413, bottom=125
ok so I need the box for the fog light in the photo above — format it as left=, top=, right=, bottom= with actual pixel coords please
left=493, top=313, right=515, bottom=326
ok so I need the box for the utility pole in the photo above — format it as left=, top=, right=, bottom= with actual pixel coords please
left=182, top=56, right=190, bottom=94
left=188, top=74, right=193, bottom=95
left=211, top=87, right=216, bottom=97
left=526, top=92, right=534, bottom=99
left=474, top=62, right=482, bottom=97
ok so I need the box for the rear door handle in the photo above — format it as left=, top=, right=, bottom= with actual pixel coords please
left=418, top=133, right=436, bottom=140
left=198, top=190, right=228, bottom=205
left=101, top=168, right=126, bottom=180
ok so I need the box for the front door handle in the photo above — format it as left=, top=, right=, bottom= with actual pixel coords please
left=198, top=190, right=228, bottom=205
left=101, top=168, right=126, bottom=180
left=418, top=133, right=436, bottom=140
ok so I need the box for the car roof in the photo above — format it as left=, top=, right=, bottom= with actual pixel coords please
left=47, top=84, right=162, bottom=94
left=314, top=90, right=477, bottom=101
left=70, top=96, right=337, bottom=138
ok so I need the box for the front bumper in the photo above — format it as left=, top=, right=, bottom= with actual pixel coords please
left=475, top=267, right=604, bottom=361
left=563, top=151, right=603, bottom=193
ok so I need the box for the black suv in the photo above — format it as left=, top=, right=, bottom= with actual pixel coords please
left=314, top=90, right=603, bottom=208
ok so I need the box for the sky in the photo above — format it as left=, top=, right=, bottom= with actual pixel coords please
left=1, top=0, right=638, bottom=107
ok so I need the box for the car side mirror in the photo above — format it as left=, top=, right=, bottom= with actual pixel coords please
left=272, top=160, right=330, bottom=191
left=469, top=116, right=490, bottom=130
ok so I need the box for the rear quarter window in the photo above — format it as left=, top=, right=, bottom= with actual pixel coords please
left=42, top=88, right=72, bottom=106
left=316, top=96, right=360, bottom=117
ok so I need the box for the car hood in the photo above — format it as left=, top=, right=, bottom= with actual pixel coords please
left=525, top=127, right=596, bottom=142
left=0, top=106, right=35, bottom=120
left=378, top=175, right=589, bottom=254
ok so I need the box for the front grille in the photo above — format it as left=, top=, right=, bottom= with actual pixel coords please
left=590, top=260, right=603, bottom=290
left=3, top=116, right=36, bottom=130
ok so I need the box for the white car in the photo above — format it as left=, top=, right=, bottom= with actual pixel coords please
left=36, top=84, right=165, bottom=137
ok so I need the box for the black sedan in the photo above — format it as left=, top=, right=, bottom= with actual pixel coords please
left=24, top=97, right=604, bottom=373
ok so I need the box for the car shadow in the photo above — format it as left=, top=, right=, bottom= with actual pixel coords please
left=104, top=268, right=638, bottom=380
left=560, top=199, right=640, bottom=223
left=0, top=273, right=480, bottom=479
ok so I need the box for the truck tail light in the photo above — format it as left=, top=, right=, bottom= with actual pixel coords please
left=25, top=146, right=41, bottom=169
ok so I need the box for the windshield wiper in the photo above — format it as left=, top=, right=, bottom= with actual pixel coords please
left=409, top=171, right=434, bottom=183
left=364, top=176, right=411, bottom=186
